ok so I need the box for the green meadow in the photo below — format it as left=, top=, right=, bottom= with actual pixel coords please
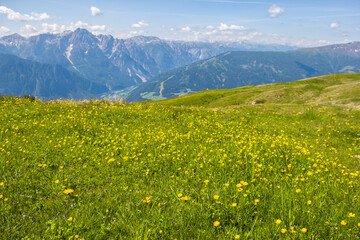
left=0, top=73, right=360, bottom=239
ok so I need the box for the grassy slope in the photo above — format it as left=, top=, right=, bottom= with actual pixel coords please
left=154, top=73, right=360, bottom=108
left=0, top=96, right=360, bottom=239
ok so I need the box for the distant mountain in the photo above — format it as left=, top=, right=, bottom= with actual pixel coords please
left=126, top=42, right=360, bottom=102
left=0, top=53, right=107, bottom=100
left=0, top=28, right=295, bottom=93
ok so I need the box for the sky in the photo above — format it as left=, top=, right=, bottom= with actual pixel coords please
left=0, top=0, right=359, bottom=47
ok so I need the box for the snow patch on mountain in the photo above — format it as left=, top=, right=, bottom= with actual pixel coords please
left=65, top=44, right=79, bottom=71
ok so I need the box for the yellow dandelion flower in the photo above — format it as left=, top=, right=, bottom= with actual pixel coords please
left=276, top=219, right=282, bottom=225
left=349, top=213, right=355, bottom=218
left=301, top=228, right=307, bottom=233
left=234, top=235, right=240, bottom=239
left=0, top=182, right=4, bottom=186
left=159, top=230, right=163, bottom=234
left=181, top=196, right=190, bottom=201
left=4, top=198, right=8, bottom=202
left=204, top=180, right=209, bottom=185
left=341, top=220, right=347, bottom=226
left=75, top=235, right=79, bottom=238
left=358, top=223, right=360, bottom=227
left=232, top=203, right=237, bottom=207
left=213, top=195, right=220, bottom=200
left=213, top=221, right=220, bottom=227
left=63, top=189, right=74, bottom=194
left=296, top=189, right=301, bottom=193
left=177, top=193, right=183, bottom=197
left=307, top=200, right=311, bottom=205
left=143, top=197, right=151, bottom=203
left=67, top=217, right=73, bottom=221
left=0, top=195, right=2, bottom=199
left=281, top=229, right=287, bottom=234
left=55, top=180, right=59, bottom=184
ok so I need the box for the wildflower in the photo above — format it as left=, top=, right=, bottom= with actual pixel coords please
left=159, top=230, right=163, bottom=234
left=296, top=189, right=301, bottom=193
left=213, top=195, right=220, bottom=200
left=358, top=223, right=360, bottom=227
left=0, top=195, right=2, bottom=199
left=204, top=180, right=210, bottom=185
left=75, top=235, right=79, bottom=239
left=281, top=229, right=287, bottom=234
left=232, top=203, right=237, bottom=207
left=213, top=221, right=220, bottom=227
left=4, top=198, right=8, bottom=202
left=143, top=197, right=151, bottom=203
left=107, top=158, right=115, bottom=163
left=348, top=213, right=355, bottom=218
left=181, top=196, right=190, bottom=201
left=301, top=228, right=307, bottom=233
left=67, top=217, right=73, bottom=221
left=307, top=200, right=312, bottom=205
left=0, top=182, right=3, bottom=186
left=63, top=189, right=74, bottom=194
left=276, top=219, right=282, bottom=225
left=55, top=180, right=59, bottom=184
left=177, top=193, right=183, bottom=197
left=341, top=220, right=347, bottom=226
left=234, top=235, right=240, bottom=239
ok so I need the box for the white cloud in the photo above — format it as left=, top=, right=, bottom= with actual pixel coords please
left=131, top=21, right=149, bottom=28
left=0, top=6, right=50, bottom=22
left=90, top=6, right=102, bottom=16
left=181, top=26, right=192, bottom=32
left=70, top=21, right=107, bottom=32
left=219, top=23, right=247, bottom=31
left=21, top=24, right=37, bottom=33
left=0, top=26, right=10, bottom=36
left=42, top=23, right=59, bottom=33
left=355, top=27, right=360, bottom=31
left=268, top=4, right=284, bottom=18
left=330, top=22, right=340, bottom=28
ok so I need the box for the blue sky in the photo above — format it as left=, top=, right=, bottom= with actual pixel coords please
left=0, top=0, right=359, bottom=46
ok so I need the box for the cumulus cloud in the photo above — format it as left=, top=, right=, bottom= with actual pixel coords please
left=330, top=22, right=340, bottom=29
left=0, top=26, right=10, bottom=36
left=268, top=4, right=284, bottom=18
left=0, top=6, right=50, bottom=21
left=42, top=23, right=60, bottom=33
left=21, top=24, right=37, bottom=33
left=90, top=6, right=102, bottom=16
left=181, top=26, right=192, bottom=32
left=131, top=21, right=149, bottom=28
left=70, top=21, right=107, bottom=32
left=219, top=23, right=247, bottom=31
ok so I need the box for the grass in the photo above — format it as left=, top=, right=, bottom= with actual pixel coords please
left=0, top=94, right=360, bottom=239
left=154, top=73, right=360, bottom=109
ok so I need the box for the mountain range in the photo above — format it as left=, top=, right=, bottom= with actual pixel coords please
left=0, top=28, right=296, bottom=99
left=0, top=28, right=359, bottom=100
left=0, top=53, right=107, bottom=99
left=127, top=42, right=360, bottom=101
